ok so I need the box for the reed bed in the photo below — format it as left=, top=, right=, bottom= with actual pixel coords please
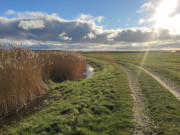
left=0, top=45, right=86, bottom=116
left=40, top=51, right=86, bottom=82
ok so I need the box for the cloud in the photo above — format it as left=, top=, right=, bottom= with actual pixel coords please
left=5, top=9, right=16, bottom=15
left=137, top=2, right=155, bottom=13
left=96, top=16, right=105, bottom=23
left=83, top=32, right=96, bottom=39
left=59, top=32, right=72, bottom=40
left=138, top=19, right=145, bottom=25
left=137, top=0, right=180, bottom=35
left=18, top=20, right=45, bottom=30
left=106, top=31, right=119, bottom=41
left=0, top=10, right=180, bottom=51
left=77, top=14, right=93, bottom=21
left=76, top=14, right=105, bottom=23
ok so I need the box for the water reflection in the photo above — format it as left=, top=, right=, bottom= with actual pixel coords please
left=86, top=64, right=94, bottom=78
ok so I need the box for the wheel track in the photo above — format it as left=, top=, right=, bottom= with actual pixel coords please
left=129, top=63, right=180, bottom=100
left=119, top=64, right=155, bottom=135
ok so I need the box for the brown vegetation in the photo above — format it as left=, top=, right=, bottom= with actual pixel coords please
left=0, top=45, right=86, bottom=117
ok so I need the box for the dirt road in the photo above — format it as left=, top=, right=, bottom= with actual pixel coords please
left=119, top=64, right=155, bottom=135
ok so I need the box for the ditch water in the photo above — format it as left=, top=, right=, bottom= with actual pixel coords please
left=86, top=64, right=94, bottom=78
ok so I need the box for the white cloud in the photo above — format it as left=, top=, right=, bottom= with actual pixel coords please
left=138, top=0, right=180, bottom=34
left=138, top=19, right=145, bottom=25
left=107, top=32, right=119, bottom=41
left=59, top=32, right=72, bottom=40
left=154, top=13, right=180, bottom=34
left=83, top=32, right=96, bottom=39
left=18, top=20, right=45, bottom=30
left=137, top=2, right=155, bottom=13
left=0, top=17, right=9, bottom=23
left=96, top=16, right=105, bottom=23
left=5, top=9, right=16, bottom=15
left=77, top=14, right=105, bottom=23
left=77, top=14, right=93, bottom=21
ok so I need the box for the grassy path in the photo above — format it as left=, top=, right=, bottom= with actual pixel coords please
left=114, top=62, right=180, bottom=135
left=87, top=53, right=180, bottom=134
left=85, top=53, right=156, bottom=134
left=119, top=64, right=155, bottom=135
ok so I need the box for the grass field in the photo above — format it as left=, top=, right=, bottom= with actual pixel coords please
left=110, top=52, right=180, bottom=134
left=110, top=52, right=180, bottom=91
left=85, top=52, right=180, bottom=134
left=124, top=64, right=180, bottom=134
left=0, top=52, right=180, bottom=135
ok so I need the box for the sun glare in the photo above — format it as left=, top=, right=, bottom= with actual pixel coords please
left=153, top=0, right=178, bottom=28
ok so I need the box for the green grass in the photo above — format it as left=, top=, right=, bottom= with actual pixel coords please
left=1, top=56, right=134, bottom=135
left=124, top=64, right=180, bottom=135
left=85, top=52, right=180, bottom=134
left=2, top=52, right=179, bottom=135
left=108, top=52, right=180, bottom=135
left=110, top=52, right=180, bottom=88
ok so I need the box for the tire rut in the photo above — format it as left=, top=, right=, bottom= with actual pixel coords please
left=119, top=64, right=155, bottom=135
left=129, top=63, right=180, bottom=100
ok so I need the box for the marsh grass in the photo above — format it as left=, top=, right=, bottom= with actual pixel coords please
left=43, top=51, right=86, bottom=82
left=0, top=45, right=86, bottom=117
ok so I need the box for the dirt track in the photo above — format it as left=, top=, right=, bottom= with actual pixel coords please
left=129, top=63, right=180, bottom=100
left=119, top=64, right=155, bottom=135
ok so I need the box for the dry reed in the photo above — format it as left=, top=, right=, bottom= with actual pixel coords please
left=0, top=45, right=86, bottom=116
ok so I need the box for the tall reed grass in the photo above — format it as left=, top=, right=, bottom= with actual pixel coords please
left=0, top=45, right=86, bottom=116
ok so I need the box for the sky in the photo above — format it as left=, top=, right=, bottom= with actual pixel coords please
left=0, top=0, right=180, bottom=51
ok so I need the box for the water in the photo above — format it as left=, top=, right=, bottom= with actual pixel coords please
left=86, top=64, right=94, bottom=78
